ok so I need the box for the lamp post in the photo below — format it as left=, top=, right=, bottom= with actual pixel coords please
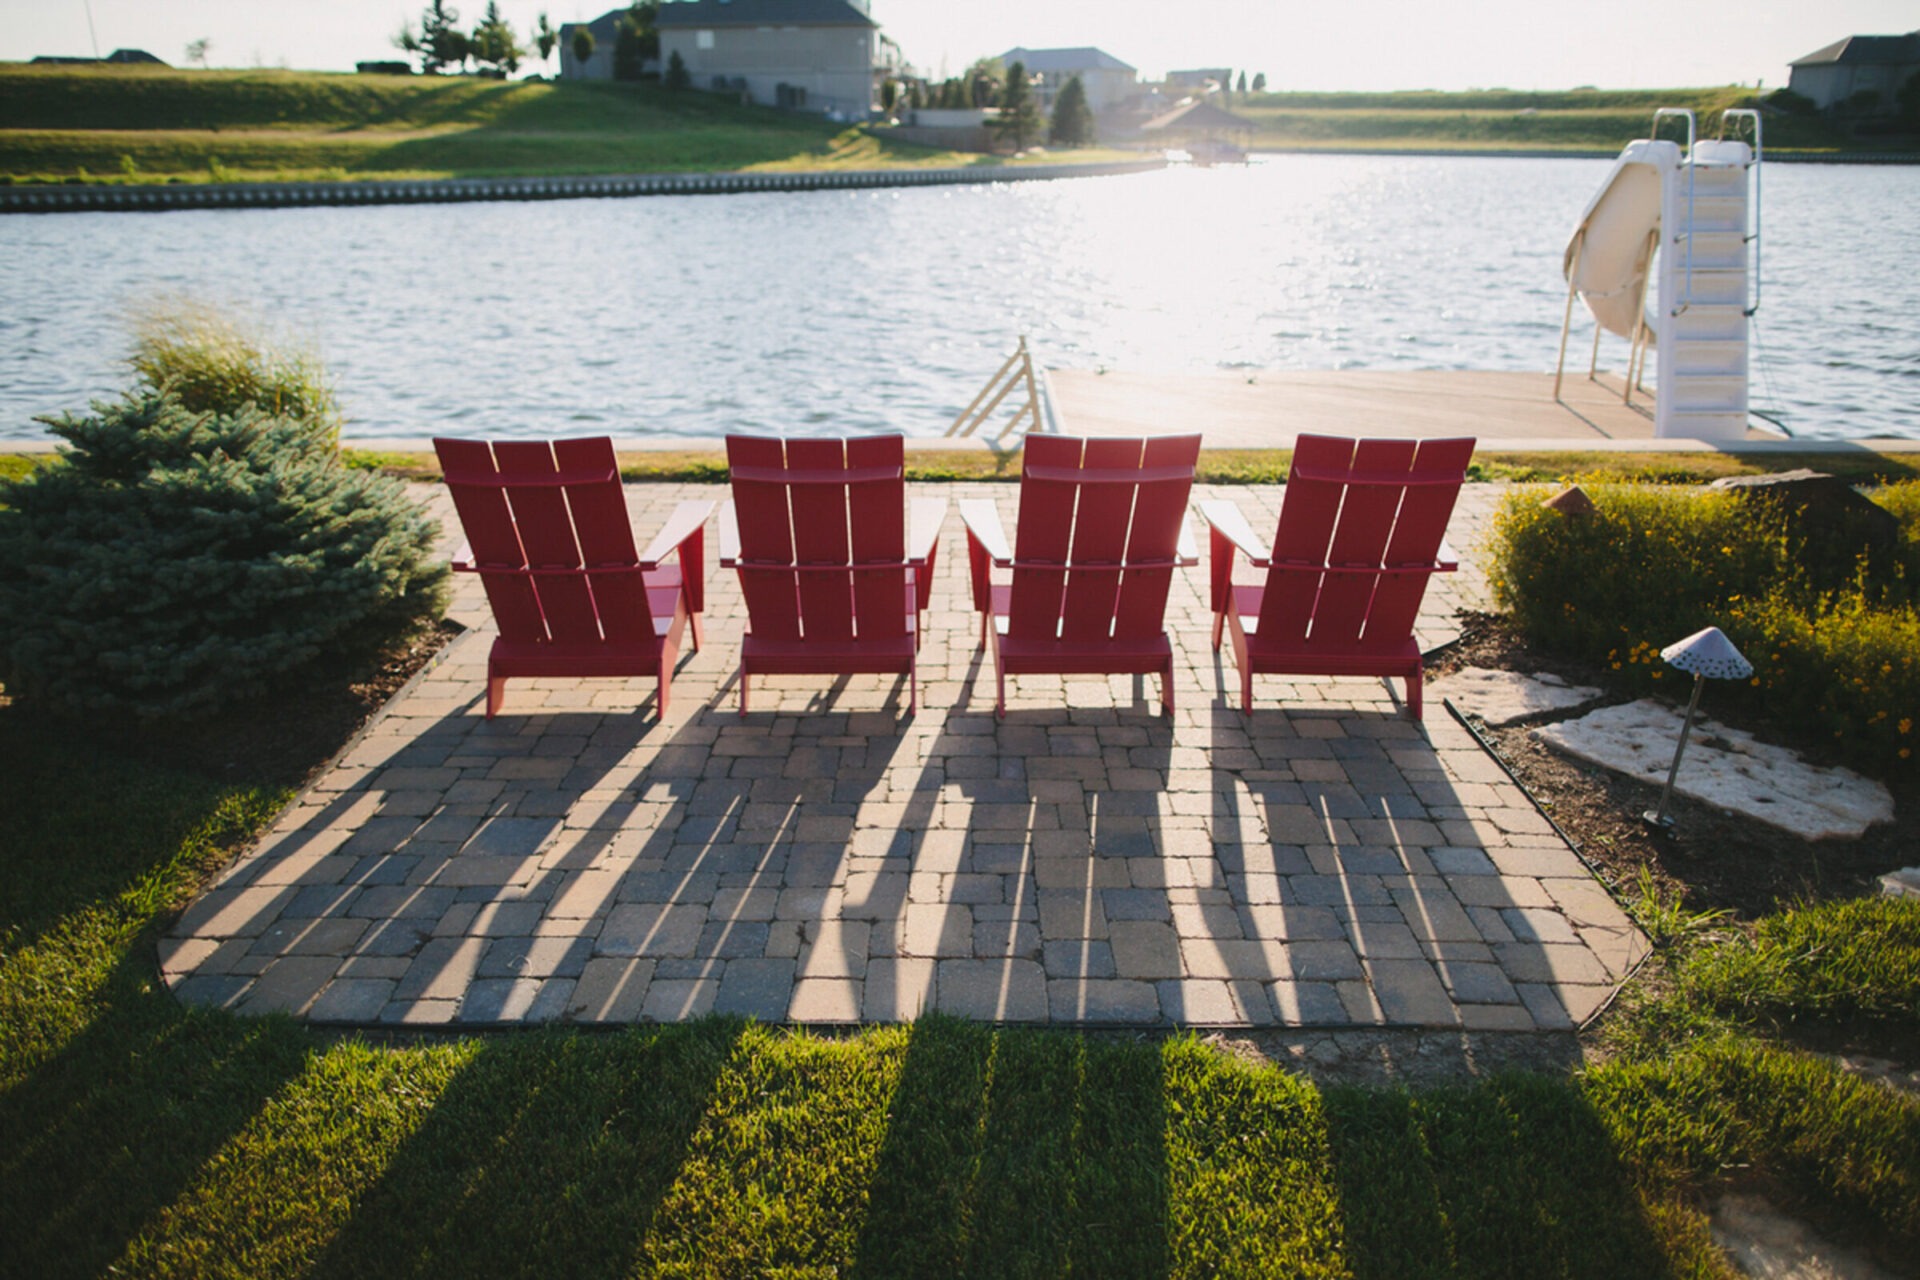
left=1643, top=626, right=1753, bottom=830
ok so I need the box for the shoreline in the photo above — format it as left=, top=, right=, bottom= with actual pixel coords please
left=0, top=158, right=1165, bottom=215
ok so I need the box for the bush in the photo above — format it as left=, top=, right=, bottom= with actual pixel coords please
left=128, top=301, right=339, bottom=433
left=0, top=391, right=446, bottom=720
left=1488, top=484, right=1920, bottom=778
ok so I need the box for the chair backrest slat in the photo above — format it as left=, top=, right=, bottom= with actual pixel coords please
left=492, top=441, right=600, bottom=644
left=1309, top=439, right=1416, bottom=650
left=1364, top=437, right=1475, bottom=647
left=1114, top=435, right=1202, bottom=640
left=1008, top=435, right=1081, bottom=642
left=552, top=437, right=652, bottom=643
left=846, top=434, right=909, bottom=637
left=728, top=435, right=804, bottom=643
left=438, top=438, right=547, bottom=645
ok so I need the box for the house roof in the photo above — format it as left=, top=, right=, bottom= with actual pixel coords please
left=558, top=9, right=627, bottom=42
left=654, top=0, right=876, bottom=30
left=1141, top=99, right=1254, bottom=133
left=998, top=47, right=1135, bottom=74
left=1789, top=30, right=1920, bottom=67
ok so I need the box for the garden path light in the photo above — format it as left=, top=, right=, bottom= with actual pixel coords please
left=1644, top=626, right=1754, bottom=829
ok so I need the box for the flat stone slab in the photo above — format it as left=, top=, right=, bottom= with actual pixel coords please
left=1430, top=667, right=1604, bottom=727
left=160, top=482, right=1642, bottom=1031
left=1532, top=699, right=1894, bottom=841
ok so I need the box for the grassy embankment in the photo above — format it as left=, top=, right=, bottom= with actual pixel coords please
left=1235, top=86, right=1863, bottom=154
left=0, top=65, right=1129, bottom=184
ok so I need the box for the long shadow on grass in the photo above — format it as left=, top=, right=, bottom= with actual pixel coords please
left=1321, top=1073, right=1676, bottom=1279
left=851, top=1018, right=1170, bottom=1278
left=0, top=949, right=311, bottom=1280
left=307, top=1019, right=742, bottom=1280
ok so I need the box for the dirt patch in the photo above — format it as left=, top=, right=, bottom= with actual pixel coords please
left=1429, top=613, right=1915, bottom=922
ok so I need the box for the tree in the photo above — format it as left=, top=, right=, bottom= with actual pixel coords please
left=1252, top=72, right=1266, bottom=93
left=397, top=1, right=468, bottom=73
left=184, top=37, right=210, bottom=69
left=613, top=3, right=659, bottom=80
left=665, top=49, right=690, bottom=91
left=1901, top=71, right=1920, bottom=122
left=988, top=60, right=1042, bottom=152
left=966, top=57, right=1003, bottom=108
left=1049, top=74, right=1095, bottom=147
left=570, top=25, right=596, bottom=74
left=1219, top=68, right=1232, bottom=104
left=470, top=1, right=522, bottom=77
left=534, top=12, right=557, bottom=70
left=1237, top=70, right=1247, bottom=94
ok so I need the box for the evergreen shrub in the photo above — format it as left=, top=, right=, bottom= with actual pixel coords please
left=0, top=391, right=446, bottom=720
left=1488, top=483, right=1919, bottom=779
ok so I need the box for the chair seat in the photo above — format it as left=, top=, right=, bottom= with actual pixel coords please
left=994, top=632, right=1173, bottom=676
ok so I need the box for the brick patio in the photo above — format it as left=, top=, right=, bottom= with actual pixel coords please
left=161, top=482, right=1649, bottom=1029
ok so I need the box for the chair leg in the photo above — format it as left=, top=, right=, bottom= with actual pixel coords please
left=1211, top=611, right=1225, bottom=651
left=486, top=676, right=507, bottom=720
left=657, top=655, right=671, bottom=719
left=688, top=611, right=703, bottom=653
left=908, top=661, right=918, bottom=716
left=739, top=668, right=750, bottom=718
left=1162, top=659, right=1175, bottom=715
left=995, top=653, right=1006, bottom=720
left=1406, top=666, right=1424, bottom=723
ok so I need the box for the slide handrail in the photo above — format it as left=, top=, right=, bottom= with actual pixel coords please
left=1720, top=108, right=1764, bottom=316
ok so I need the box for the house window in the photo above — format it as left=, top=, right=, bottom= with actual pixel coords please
left=696, top=30, right=714, bottom=50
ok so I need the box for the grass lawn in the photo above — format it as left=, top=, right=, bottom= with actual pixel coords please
left=3, top=681, right=1917, bottom=1277
left=0, top=67, right=1126, bottom=183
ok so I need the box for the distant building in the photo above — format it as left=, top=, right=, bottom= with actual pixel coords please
left=1787, top=30, right=1920, bottom=111
left=998, top=47, right=1136, bottom=114
left=32, top=48, right=168, bottom=66
left=557, top=9, right=630, bottom=81
left=656, top=0, right=879, bottom=117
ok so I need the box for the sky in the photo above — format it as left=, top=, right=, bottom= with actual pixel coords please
left=3, top=0, right=1915, bottom=92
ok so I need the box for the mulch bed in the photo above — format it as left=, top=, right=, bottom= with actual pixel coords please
left=1429, top=612, right=1914, bottom=923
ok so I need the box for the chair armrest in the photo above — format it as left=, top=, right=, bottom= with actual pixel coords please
left=908, top=496, right=947, bottom=564
left=639, top=500, right=714, bottom=566
left=716, top=501, right=741, bottom=567
left=1195, top=500, right=1269, bottom=564
left=1176, top=517, right=1198, bottom=566
left=958, top=498, right=1012, bottom=566
left=450, top=541, right=476, bottom=572
left=1436, top=537, right=1460, bottom=573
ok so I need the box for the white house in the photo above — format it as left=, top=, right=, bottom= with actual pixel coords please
left=997, top=47, right=1137, bottom=115
left=656, top=0, right=878, bottom=117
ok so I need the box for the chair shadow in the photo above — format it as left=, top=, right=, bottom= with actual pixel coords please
left=307, top=1019, right=745, bottom=1280
left=1321, top=1074, right=1681, bottom=1278
left=0, top=947, right=311, bottom=1280
left=849, top=1016, right=1171, bottom=1278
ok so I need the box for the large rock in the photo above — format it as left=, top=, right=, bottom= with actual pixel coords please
left=1707, top=470, right=1900, bottom=559
left=1429, top=667, right=1604, bottom=727
left=1531, top=699, right=1894, bottom=841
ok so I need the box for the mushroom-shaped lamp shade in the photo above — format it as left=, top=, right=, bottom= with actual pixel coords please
left=1660, top=627, right=1752, bottom=681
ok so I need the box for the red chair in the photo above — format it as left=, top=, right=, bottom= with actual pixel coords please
left=720, top=434, right=944, bottom=715
left=434, top=437, right=712, bottom=719
left=960, top=434, right=1201, bottom=717
left=1198, top=434, right=1475, bottom=721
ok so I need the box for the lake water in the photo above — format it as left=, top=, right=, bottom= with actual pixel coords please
left=2, top=154, right=1916, bottom=442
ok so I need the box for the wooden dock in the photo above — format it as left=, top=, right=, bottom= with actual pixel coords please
left=1044, top=367, right=1782, bottom=447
